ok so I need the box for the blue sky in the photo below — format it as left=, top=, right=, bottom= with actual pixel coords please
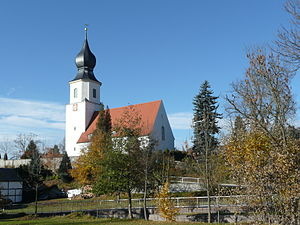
left=0, top=0, right=298, bottom=149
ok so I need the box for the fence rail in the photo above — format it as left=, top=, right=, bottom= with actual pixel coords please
left=169, top=176, right=204, bottom=184
left=4, top=195, right=245, bottom=214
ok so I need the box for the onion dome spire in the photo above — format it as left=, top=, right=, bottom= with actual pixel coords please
left=72, top=27, right=100, bottom=83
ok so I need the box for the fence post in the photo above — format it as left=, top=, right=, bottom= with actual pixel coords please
left=217, top=196, right=220, bottom=223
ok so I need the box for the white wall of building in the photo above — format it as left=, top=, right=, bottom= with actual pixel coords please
left=151, top=102, right=175, bottom=150
left=69, top=79, right=100, bottom=104
left=66, top=79, right=102, bottom=157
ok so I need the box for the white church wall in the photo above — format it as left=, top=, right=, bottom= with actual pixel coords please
left=69, top=80, right=100, bottom=104
left=66, top=101, right=87, bottom=157
left=151, top=102, right=175, bottom=150
left=69, top=80, right=82, bottom=104
left=66, top=100, right=102, bottom=157
left=87, top=81, right=100, bottom=104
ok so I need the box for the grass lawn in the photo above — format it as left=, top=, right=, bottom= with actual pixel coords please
left=0, top=215, right=227, bottom=225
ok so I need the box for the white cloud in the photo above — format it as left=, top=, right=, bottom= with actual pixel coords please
left=0, top=97, right=65, bottom=143
left=168, top=112, right=193, bottom=130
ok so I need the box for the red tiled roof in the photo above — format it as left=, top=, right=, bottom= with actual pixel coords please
left=77, top=100, right=162, bottom=143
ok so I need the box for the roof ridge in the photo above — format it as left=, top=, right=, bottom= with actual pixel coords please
left=109, top=100, right=162, bottom=111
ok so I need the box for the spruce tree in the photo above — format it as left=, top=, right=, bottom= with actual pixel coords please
left=192, top=80, right=221, bottom=223
left=192, top=80, right=221, bottom=154
left=95, top=106, right=112, bottom=135
left=21, top=140, right=38, bottom=159
left=58, top=151, right=72, bottom=182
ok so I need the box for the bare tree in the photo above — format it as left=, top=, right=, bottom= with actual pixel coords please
left=226, top=49, right=295, bottom=146
left=14, top=133, right=38, bottom=159
left=276, top=0, right=300, bottom=69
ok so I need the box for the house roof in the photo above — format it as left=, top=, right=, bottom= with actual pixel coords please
left=77, top=100, right=162, bottom=143
left=0, top=168, right=22, bottom=182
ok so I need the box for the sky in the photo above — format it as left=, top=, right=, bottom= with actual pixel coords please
left=0, top=0, right=299, bottom=150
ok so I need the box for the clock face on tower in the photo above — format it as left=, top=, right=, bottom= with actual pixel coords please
left=73, top=103, right=78, bottom=111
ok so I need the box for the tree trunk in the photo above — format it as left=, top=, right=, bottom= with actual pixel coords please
left=143, top=165, right=148, bottom=220
left=128, top=189, right=133, bottom=219
left=35, top=183, right=38, bottom=216
left=206, top=156, right=211, bottom=223
left=205, top=117, right=211, bottom=223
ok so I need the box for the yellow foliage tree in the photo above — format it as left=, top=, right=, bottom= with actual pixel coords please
left=156, top=181, right=179, bottom=222
left=225, top=130, right=300, bottom=224
left=71, top=108, right=112, bottom=186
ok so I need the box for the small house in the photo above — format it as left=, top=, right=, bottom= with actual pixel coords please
left=0, top=168, right=23, bottom=203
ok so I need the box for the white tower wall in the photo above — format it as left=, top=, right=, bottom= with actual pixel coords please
left=66, top=79, right=102, bottom=157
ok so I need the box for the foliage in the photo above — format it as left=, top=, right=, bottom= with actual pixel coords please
left=170, top=150, right=187, bottom=161
left=93, top=105, right=144, bottom=219
left=192, top=80, right=221, bottom=155
left=225, top=130, right=300, bottom=224
left=14, top=133, right=38, bottom=159
left=156, top=181, right=179, bottom=222
left=21, top=140, right=42, bottom=183
left=21, top=140, right=38, bottom=159
left=57, top=151, right=72, bottom=183
left=225, top=49, right=300, bottom=224
left=71, top=107, right=112, bottom=185
left=192, top=80, right=221, bottom=223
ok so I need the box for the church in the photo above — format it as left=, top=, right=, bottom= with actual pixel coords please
left=65, top=30, right=174, bottom=157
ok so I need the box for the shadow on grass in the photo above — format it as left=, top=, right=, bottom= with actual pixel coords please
left=0, top=217, right=144, bottom=225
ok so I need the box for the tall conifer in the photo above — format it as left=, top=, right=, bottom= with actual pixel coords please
left=192, top=80, right=221, bottom=223
left=192, top=80, right=221, bottom=154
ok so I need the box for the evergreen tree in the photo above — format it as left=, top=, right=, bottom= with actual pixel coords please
left=21, top=140, right=38, bottom=159
left=94, top=106, right=112, bottom=135
left=26, top=140, right=41, bottom=215
left=58, top=151, right=72, bottom=182
left=192, top=80, right=221, bottom=223
left=52, top=145, right=60, bottom=155
left=3, top=153, right=7, bottom=160
left=192, top=80, right=221, bottom=154
left=23, top=140, right=42, bottom=182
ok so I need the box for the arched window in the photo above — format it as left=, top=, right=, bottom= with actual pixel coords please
left=74, top=88, right=78, bottom=98
left=161, top=126, right=165, bottom=141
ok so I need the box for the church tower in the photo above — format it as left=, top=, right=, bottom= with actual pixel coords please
left=65, top=29, right=103, bottom=157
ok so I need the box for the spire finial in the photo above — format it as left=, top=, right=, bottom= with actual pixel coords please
left=84, top=24, right=88, bottom=39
